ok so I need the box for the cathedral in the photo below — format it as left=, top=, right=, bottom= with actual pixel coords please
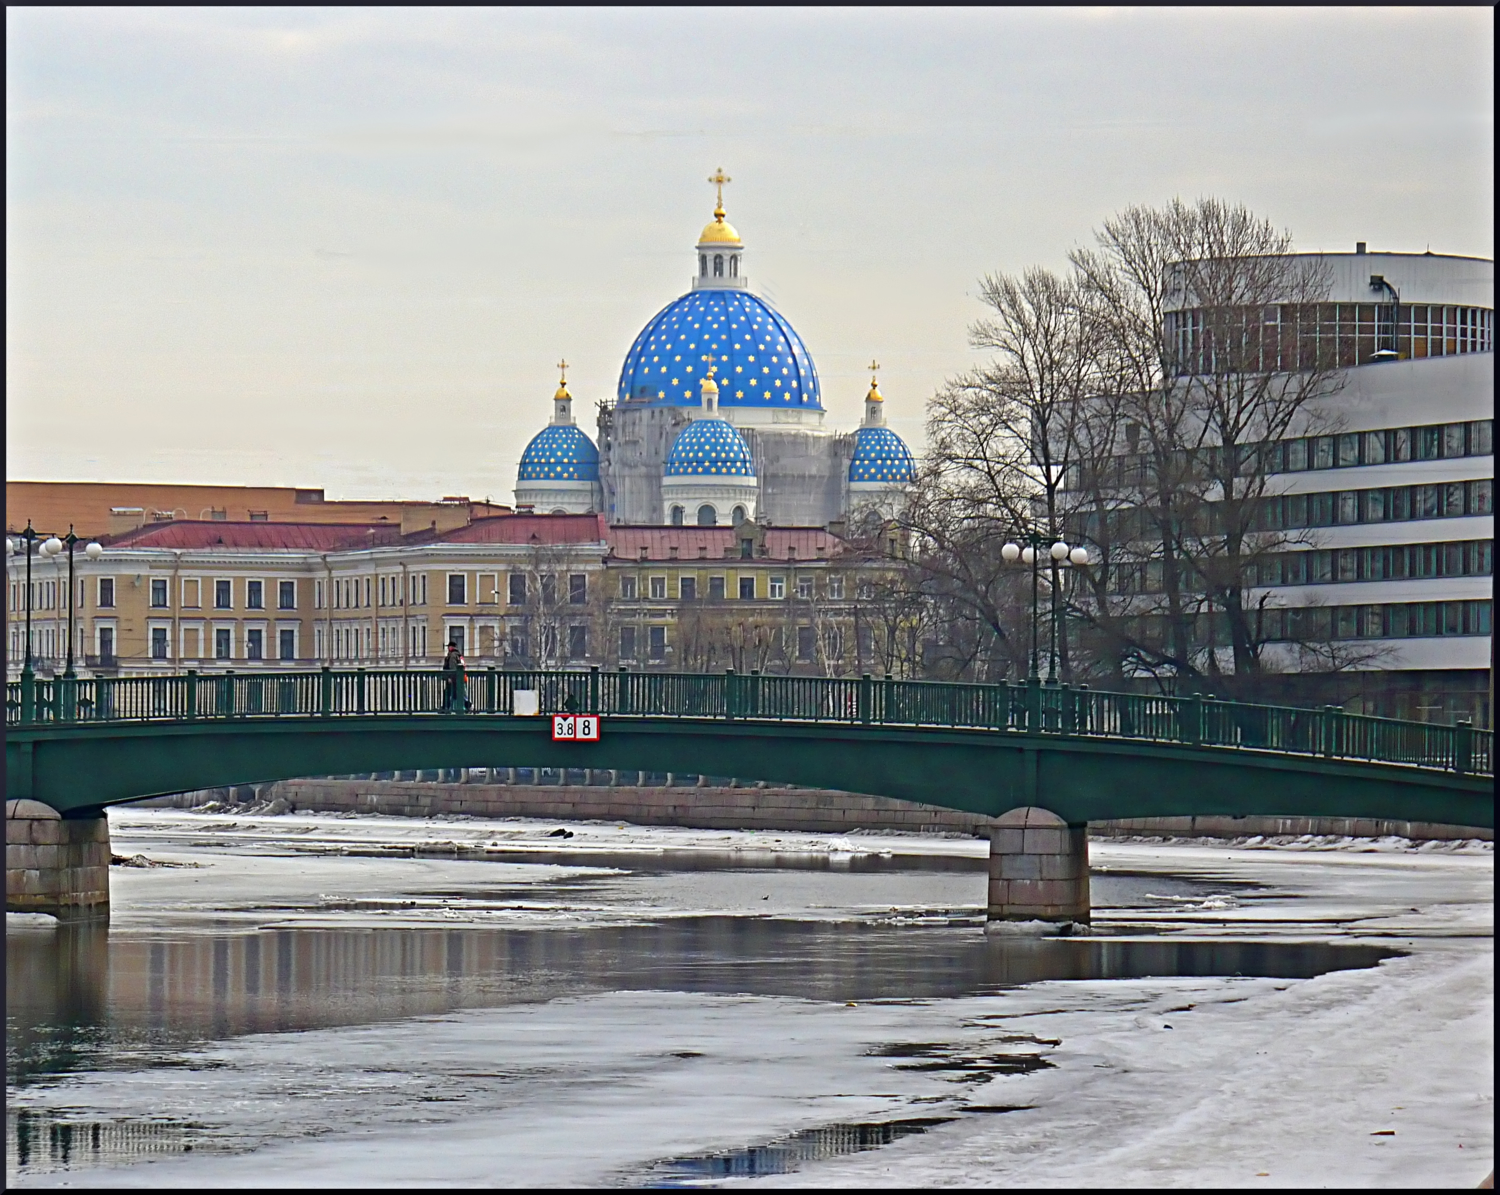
left=514, top=174, right=915, bottom=527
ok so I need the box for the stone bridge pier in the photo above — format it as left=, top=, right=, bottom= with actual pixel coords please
left=6, top=800, right=111, bottom=922
left=987, top=806, right=1089, bottom=928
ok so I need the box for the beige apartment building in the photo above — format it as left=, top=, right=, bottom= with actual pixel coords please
left=6, top=514, right=901, bottom=679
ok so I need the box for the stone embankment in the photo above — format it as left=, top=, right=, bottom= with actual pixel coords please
left=145, top=773, right=1492, bottom=842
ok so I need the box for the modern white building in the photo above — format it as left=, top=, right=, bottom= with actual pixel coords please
left=1166, top=247, right=1493, bottom=724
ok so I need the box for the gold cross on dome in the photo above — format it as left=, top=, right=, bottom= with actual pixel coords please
left=867, top=359, right=880, bottom=385
left=708, top=168, right=731, bottom=210
left=701, top=352, right=718, bottom=377
left=556, top=358, right=570, bottom=385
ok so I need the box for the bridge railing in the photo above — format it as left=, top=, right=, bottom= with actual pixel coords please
left=6, top=668, right=1491, bottom=776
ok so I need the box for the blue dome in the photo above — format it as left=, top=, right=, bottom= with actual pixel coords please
left=618, top=290, right=821, bottom=410
left=664, top=419, right=755, bottom=478
left=518, top=424, right=600, bottom=482
left=849, top=426, right=915, bottom=483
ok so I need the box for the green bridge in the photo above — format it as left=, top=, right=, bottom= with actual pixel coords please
left=6, top=668, right=1492, bottom=923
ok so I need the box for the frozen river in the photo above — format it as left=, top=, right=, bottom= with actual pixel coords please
left=6, top=809, right=1493, bottom=1188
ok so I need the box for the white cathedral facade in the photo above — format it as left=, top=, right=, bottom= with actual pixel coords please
left=515, top=180, right=915, bottom=527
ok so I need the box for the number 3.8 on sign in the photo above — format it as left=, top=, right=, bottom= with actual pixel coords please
left=552, top=715, right=600, bottom=742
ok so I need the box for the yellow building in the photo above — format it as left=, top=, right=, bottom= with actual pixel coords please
left=6, top=515, right=905, bottom=679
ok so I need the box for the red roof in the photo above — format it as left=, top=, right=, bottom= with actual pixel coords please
left=105, top=522, right=404, bottom=551
left=436, top=514, right=608, bottom=546
left=607, top=526, right=847, bottom=562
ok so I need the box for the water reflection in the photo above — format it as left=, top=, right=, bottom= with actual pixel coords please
left=7, top=920, right=1397, bottom=1090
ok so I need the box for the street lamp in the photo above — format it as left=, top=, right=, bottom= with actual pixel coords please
left=18, top=522, right=40, bottom=676
left=1003, top=531, right=1093, bottom=683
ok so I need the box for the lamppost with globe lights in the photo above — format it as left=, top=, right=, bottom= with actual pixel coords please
left=1001, top=528, right=1090, bottom=683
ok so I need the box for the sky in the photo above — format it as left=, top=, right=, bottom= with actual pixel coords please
left=6, top=6, right=1493, bottom=502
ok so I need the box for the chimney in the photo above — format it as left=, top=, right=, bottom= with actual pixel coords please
left=1355, top=242, right=1367, bottom=255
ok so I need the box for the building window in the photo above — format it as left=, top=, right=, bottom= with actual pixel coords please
left=278, top=581, right=295, bottom=610
left=649, top=575, right=667, bottom=600
left=569, top=574, right=587, bottom=605
left=648, top=625, right=666, bottom=661
left=738, top=576, right=755, bottom=600
left=536, top=575, right=554, bottom=605
left=509, top=573, right=527, bottom=605
left=151, top=627, right=169, bottom=659
left=98, top=626, right=115, bottom=663
left=447, top=627, right=465, bottom=654
left=215, top=580, right=232, bottom=609
left=246, top=629, right=264, bottom=661
left=619, top=576, right=638, bottom=600
left=215, top=628, right=232, bottom=659
left=315, top=580, right=325, bottom=609
left=769, top=576, right=786, bottom=600
left=248, top=510, right=269, bottom=522
left=714, top=254, right=724, bottom=277
left=671, top=506, right=685, bottom=526
left=739, top=537, right=754, bottom=559
left=98, top=578, right=115, bottom=608
left=567, top=625, right=587, bottom=659
left=448, top=574, right=467, bottom=606
left=796, top=626, right=816, bottom=661
left=619, top=626, right=637, bottom=660
left=247, top=580, right=264, bottom=610
left=150, top=578, right=168, bottom=608
left=827, top=576, right=845, bottom=600
left=696, top=504, right=716, bottom=527
left=824, top=626, right=843, bottom=659
left=680, top=576, right=697, bottom=601
left=708, top=575, right=725, bottom=600
left=279, top=628, right=296, bottom=660
left=796, top=575, right=814, bottom=600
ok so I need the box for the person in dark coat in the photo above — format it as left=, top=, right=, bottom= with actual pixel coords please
left=442, top=642, right=465, bottom=711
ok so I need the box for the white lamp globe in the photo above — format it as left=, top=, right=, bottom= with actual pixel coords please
left=1069, top=546, right=1090, bottom=566
left=1050, top=541, right=1069, bottom=561
left=43, top=537, right=63, bottom=556
left=85, top=542, right=104, bottom=560
left=1000, top=542, right=1021, bottom=563
left=1021, top=546, right=1036, bottom=565
left=4, top=538, right=12, bottom=556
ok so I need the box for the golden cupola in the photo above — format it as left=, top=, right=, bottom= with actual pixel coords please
left=693, top=168, right=747, bottom=289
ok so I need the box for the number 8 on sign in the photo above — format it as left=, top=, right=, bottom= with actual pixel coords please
left=552, top=715, right=601, bottom=742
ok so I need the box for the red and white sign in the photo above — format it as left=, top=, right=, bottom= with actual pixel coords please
left=552, top=715, right=600, bottom=742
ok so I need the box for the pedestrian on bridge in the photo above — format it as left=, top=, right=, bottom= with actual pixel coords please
left=442, top=642, right=466, bottom=713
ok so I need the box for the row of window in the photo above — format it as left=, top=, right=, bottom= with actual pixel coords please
left=1252, top=541, right=1492, bottom=587
left=1262, top=600, right=1491, bottom=642
left=145, top=625, right=300, bottom=662
left=326, top=574, right=429, bottom=610
left=617, top=573, right=843, bottom=601
left=142, top=578, right=298, bottom=611
left=1270, top=420, right=1492, bottom=472
left=1109, top=540, right=1494, bottom=594
left=1258, top=478, right=1493, bottom=530
left=1165, top=303, right=1494, bottom=374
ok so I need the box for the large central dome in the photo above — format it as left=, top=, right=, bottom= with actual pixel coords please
left=617, top=289, right=822, bottom=410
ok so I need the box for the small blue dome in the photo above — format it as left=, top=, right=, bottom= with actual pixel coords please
left=518, top=424, right=600, bottom=482
left=618, top=289, right=822, bottom=410
left=849, top=426, right=915, bottom=483
left=664, top=419, right=755, bottom=478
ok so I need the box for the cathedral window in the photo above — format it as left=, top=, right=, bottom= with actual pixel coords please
left=697, top=504, right=717, bottom=527
left=700, top=254, right=707, bottom=277
left=729, top=255, right=738, bottom=278
left=671, top=505, right=685, bottom=527
left=714, top=255, right=724, bottom=277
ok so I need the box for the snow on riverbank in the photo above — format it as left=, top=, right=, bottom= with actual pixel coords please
left=8, top=811, right=1492, bottom=1188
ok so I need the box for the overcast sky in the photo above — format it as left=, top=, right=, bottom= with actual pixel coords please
left=6, top=7, right=1493, bottom=502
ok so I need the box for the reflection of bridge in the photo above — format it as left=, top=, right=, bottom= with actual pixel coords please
left=6, top=668, right=1493, bottom=923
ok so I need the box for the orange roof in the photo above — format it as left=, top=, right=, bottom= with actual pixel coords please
left=436, top=514, right=609, bottom=545
left=104, top=522, right=405, bottom=551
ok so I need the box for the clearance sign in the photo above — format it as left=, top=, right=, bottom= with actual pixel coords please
left=552, top=715, right=601, bottom=742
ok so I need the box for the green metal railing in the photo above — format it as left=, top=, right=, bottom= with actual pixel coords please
left=6, top=667, right=1492, bottom=777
